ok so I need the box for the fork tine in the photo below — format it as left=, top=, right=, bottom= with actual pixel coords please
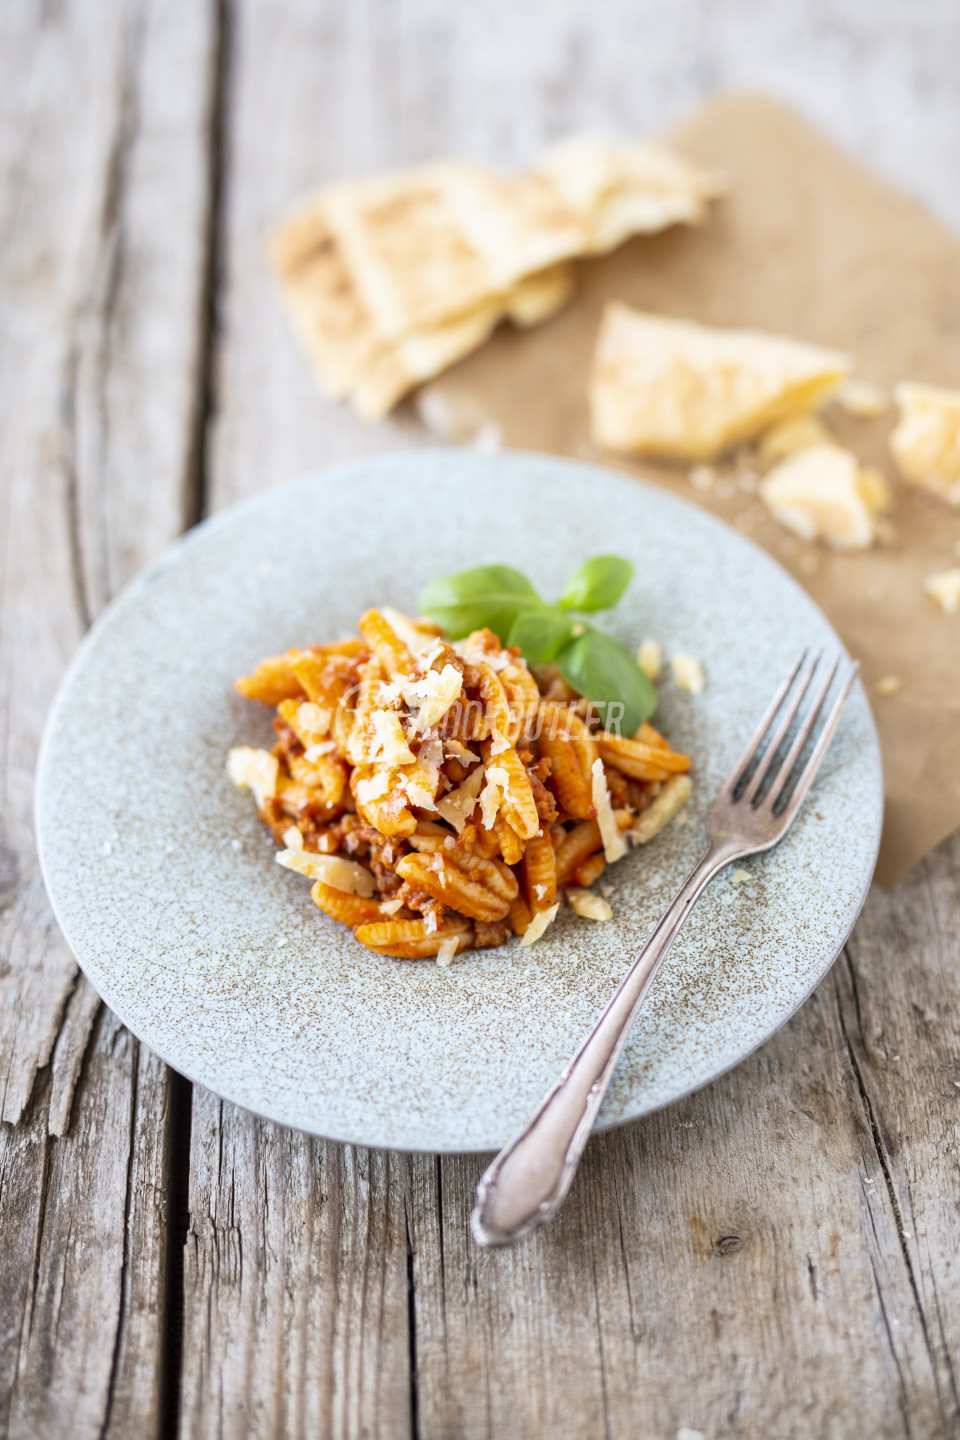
left=767, top=653, right=841, bottom=811
left=779, top=664, right=859, bottom=826
left=741, top=650, right=822, bottom=804
left=724, top=651, right=808, bottom=794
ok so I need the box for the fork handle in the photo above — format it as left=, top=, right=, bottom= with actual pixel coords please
left=471, top=835, right=741, bottom=1247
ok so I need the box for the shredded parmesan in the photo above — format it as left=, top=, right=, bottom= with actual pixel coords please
left=443, top=739, right=480, bottom=767
left=670, top=653, right=706, bottom=695
left=295, top=701, right=331, bottom=738
left=923, top=568, right=960, bottom=614
left=370, top=709, right=417, bottom=767
left=479, top=764, right=510, bottom=830
left=380, top=896, right=404, bottom=916
left=591, top=759, right=628, bottom=862
left=636, top=638, right=662, bottom=680
left=489, top=727, right=511, bottom=755
left=520, top=903, right=560, bottom=947
left=304, top=740, right=336, bottom=761
left=402, top=664, right=463, bottom=732
left=436, top=936, right=460, bottom=967
left=629, top=774, right=692, bottom=844
left=276, top=850, right=376, bottom=895
left=436, top=764, right=485, bottom=833
left=355, top=772, right=390, bottom=806
left=566, top=886, right=613, bottom=921
left=282, top=825, right=303, bottom=851
left=227, top=747, right=279, bottom=808
left=453, top=638, right=511, bottom=671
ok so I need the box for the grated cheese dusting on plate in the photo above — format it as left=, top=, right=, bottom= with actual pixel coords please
left=520, top=902, right=560, bottom=947
left=591, top=759, right=628, bottom=862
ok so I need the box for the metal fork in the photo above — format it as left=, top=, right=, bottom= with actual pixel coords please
left=471, top=651, right=858, bottom=1248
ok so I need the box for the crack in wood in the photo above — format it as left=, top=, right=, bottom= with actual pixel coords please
left=836, top=946, right=954, bottom=1432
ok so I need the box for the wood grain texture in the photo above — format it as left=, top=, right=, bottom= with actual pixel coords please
left=4, top=0, right=960, bottom=1436
left=0, top=1, right=216, bottom=1437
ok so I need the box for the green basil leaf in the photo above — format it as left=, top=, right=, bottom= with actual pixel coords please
left=556, top=628, right=657, bottom=735
left=507, top=605, right=576, bottom=665
left=419, top=565, right=540, bottom=641
left=559, top=555, right=634, bottom=613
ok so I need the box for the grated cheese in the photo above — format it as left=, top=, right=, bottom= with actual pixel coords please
left=923, top=568, right=960, bottom=614
left=403, top=664, right=463, bottom=732
left=282, top=826, right=304, bottom=851
left=636, top=638, right=662, bottom=680
left=370, top=709, right=417, bottom=768
left=380, top=896, right=404, bottom=915
left=670, top=653, right=706, bottom=695
left=276, top=850, right=376, bottom=896
left=489, top=727, right=511, bottom=755
left=295, top=701, right=331, bottom=738
left=355, top=772, right=390, bottom=806
left=566, top=887, right=613, bottom=921
left=436, top=936, right=461, bottom=967
left=519, top=903, right=560, bottom=947
left=591, top=759, right=628, bottom=862
left=436, top=765, right=485, bottom=833
left=480, top=764, right=511, bottom=830
left=227, top=747, right=279, bottom=808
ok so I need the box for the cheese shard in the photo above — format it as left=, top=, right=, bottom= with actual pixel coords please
left=760, top=444, right=881, bottom=550
left=923, top=568, right=960, bottom=615
left=890, top=383, right=960, bottom=508
left=519, top=902, right=560, bottom=947
left=589, top=304, right=850, bottom=461
left=227, top=747, right=279, bottom=808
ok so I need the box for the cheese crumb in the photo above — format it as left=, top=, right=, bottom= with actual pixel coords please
left=835, top=379, right=888, bottom=419
left=436, top=936, right=461, bottom=967
left=489, top=727, right=511, bottom=756
left=875, top=675, right=902, bottom=697
left=227, top=747, right=279, bottom=808
left=730, top=868, right=751, bottom=884
left=890, top=382, right=960, bottom=508
left=760, top=444, right=880, bottom=549
left=355, top=772, right=390, bottom=806
left=520, top=903, right=560, bottom=947
left=566, top=887, right=613, bottom=921
left=670, top=653, right=705, bottom=695
left=282, top=826, right=304, bottom=851
left=380, top=896, right=404, bottom=916
left=591, top=759, right=628, bottom=862
left=923, top=568, right=960, bottom=614
left=276, top=850, right=376, bottom=895
left=636, top=639, right=662, bottom=681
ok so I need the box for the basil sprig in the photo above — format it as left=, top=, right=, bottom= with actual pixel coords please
left=419, top=556, right=656, bottom=734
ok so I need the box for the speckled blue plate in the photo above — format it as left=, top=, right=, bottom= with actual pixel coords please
left=36, top=452, right=882, bottom=1152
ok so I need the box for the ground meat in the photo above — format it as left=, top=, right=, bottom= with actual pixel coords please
left=527, top=765, right=559, bottom=827
left=472, top=918, right=513, bottom=948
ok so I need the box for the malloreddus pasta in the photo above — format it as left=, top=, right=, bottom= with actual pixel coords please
left=229, top=608, right=691, bottom=961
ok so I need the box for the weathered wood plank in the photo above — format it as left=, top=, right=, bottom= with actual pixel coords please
left=185, top=1, right=960, bottom=1436
left=0, top=1, right=218, bottom=1437
left=180, top=1094, right=412, bottom=1440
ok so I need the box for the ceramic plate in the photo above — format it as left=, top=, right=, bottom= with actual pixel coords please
left=36, top=452, right=882, bottom=1152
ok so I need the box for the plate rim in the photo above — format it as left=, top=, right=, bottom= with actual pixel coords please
left=35, top=448, right=884, bottom=1152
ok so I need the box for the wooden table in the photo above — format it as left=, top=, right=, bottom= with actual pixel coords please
left=3, top=3, right=960, bottom=1436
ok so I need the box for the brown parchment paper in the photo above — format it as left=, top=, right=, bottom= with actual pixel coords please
left=419, top=92, right=960, bottom=888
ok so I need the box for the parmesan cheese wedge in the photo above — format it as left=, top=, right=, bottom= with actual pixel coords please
left=890, top=382, right=960, bottom=508
left=590, top=304, right=850, bottom=461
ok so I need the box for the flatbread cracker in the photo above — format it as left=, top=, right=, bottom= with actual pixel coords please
left=270, top=142, right=721, bottom=416
left=589, top=303, right=850, bottom=460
